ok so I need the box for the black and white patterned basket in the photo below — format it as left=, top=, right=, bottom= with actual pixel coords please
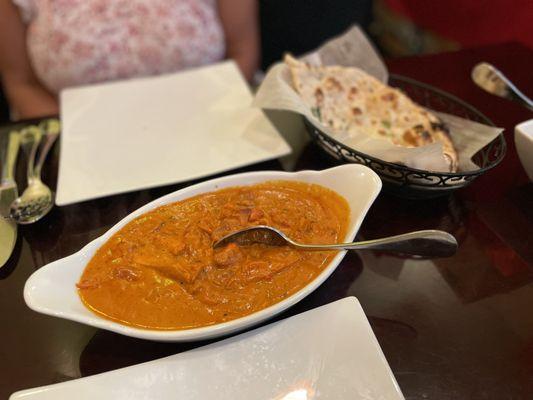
left=304, top=74, right=506, bottom=199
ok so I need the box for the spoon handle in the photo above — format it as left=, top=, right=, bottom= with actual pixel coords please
left=19, top=127, right=42, bottom=185
left=492, top=66, right=533, bottom=110
left=293, top=230, right=457, bottom=258
left=0, top=130, right=20, bottom=185
left=502, top=76, right=533, bottom=111
left=34, top=119, right=60, bottom=179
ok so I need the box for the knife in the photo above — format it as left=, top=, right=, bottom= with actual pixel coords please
left=0, top=130, right=21, bottom=268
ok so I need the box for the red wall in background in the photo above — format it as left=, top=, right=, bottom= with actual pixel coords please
left=385, top=0, right=533, bottom=49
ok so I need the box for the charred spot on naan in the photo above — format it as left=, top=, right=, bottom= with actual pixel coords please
left=324, top=77, right=343, bottom=91
left=347, top=87, right=358, bottom=100
left=402, top=129, right=421, bottom=146
left=314, top=87, right=324, bottom=105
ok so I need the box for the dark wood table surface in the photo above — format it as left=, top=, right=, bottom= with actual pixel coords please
left=1, top=42, right=532, bottom=399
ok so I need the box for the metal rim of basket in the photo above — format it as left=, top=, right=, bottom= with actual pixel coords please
left=304, top=74, right=507, bottom=185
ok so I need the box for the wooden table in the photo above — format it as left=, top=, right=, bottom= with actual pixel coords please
left=1, top=42, right=532, bottom=399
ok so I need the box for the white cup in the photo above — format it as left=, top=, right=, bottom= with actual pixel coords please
left=515, top=119, right=533, bottom=181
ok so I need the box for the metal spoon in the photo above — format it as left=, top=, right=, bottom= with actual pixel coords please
left=472, top=62, right=533, bottom=110
left=10, top=120, right=59, bottom=224
left=214, top=225, right=458, bottom=258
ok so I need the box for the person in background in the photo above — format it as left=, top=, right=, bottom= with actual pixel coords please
left=0, top=0, right=259, bottom=120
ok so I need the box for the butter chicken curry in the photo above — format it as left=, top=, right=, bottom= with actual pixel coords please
left=77, top=181, right=350, bottom=330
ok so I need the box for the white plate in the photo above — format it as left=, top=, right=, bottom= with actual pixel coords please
left=57, top=61, right=291, bottom=206
left=11, top=297, right=404, bottom=400
left=24, top=165, right=382, bottom=341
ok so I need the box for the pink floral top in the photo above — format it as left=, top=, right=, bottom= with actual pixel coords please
left=13, top=0, right=226, bottom=93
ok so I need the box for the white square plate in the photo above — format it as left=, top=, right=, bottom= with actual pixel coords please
left=10, top=297, right=404, bottom=399
left=57, top=61, right=291, bottom=206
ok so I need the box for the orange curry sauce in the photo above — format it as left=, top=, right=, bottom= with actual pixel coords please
left=77, top=181, right=350, bottom=330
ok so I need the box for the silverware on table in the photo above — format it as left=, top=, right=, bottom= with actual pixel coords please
left=9, top=119, right=60, bottom=225
left=10, top=120, right=60, bottom=225
left=9, top=126, right=48, bottom=224
left=0, top=130, right=21, bottom=267
left=472, top=62, right=533, bottom=110
left=214, top=225, right=458, bottom=258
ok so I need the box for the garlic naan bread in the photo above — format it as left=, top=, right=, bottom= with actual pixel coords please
left=285, top=54, right=458, bottom=172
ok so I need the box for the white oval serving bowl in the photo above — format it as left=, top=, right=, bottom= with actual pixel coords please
left=24, top=164, right=381, bottom=342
